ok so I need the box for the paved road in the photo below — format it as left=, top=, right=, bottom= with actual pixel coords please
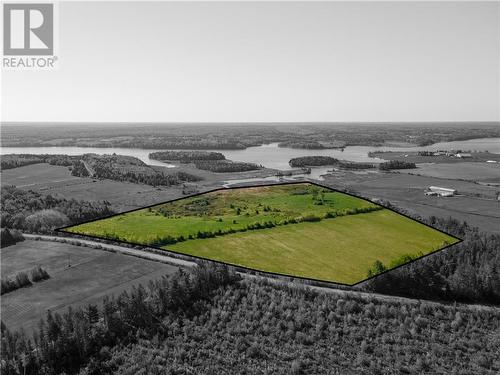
left=23, top=233, right=499, bottom=312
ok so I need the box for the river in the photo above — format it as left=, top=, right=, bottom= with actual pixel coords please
left=1, top=138, right=499, bottom=182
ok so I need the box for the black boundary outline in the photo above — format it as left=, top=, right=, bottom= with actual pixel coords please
left=56, top=180, right=463, bottom=287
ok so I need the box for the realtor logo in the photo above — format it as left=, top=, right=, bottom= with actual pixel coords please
left=3, top=3, right=54, bottom=55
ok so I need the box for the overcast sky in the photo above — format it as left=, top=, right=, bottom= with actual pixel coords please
left=1, top=1, right=499, bottom=123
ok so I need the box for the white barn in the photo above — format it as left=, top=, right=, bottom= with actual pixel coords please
left=425, top=186, right=457, bottom=197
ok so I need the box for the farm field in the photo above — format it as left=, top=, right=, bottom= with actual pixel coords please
left=406, top=162, right=500, bottom=183
left=63, top=182, right=459, bottom=284
left=323, top=171, right=500, bottom=234
left=0, top=240, right=179, bottom=333
left=168, top=209, right=456, bottom=284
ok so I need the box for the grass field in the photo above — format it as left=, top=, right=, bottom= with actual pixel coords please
left=63, top=182, right=459, bottom=284
left=167, top=210, right=456, bottom=284
left=1, top=240, right=178, bottom=333
left=66, top=184, right=378, bottom=244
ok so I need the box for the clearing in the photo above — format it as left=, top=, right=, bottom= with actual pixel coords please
left=62, top=182, right=460, bottom=285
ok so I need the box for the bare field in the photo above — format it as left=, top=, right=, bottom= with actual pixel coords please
left=0, top=240, right=179, bottom=333
left=371, top=151, right=500, bottom=164
left=323, top=171, right=500, bottom=234
left=406, top=162, right=500, bottom=183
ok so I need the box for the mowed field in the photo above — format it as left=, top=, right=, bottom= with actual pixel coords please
left=63, top=183, right=458, bottom=284
left=1, top=240, right=179, bottom=333
left=167, top=210, right=456, bottom=284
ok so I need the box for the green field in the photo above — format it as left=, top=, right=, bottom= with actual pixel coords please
left=63, top=182, right=459, bottom=284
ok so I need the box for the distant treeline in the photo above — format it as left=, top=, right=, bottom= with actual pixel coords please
left=149, top=151, right=226, bottom=162
left=378, top=160, right=416, bottom=170
left=289, top=156, right=339, bottom=167
left=364, top=215, right=500, bottom=305
left=0, top=186, right=114, bottom=233
left=3, top=123, right=500, bottom=149
left=279, top=141, right=346, bottom=149
left=289, top=156, right=375, bottom=170
left=278, top=141, right=326, bottom=149
left=2, top=262, right=499, bottom=374
left=0, top=154, right=75, bottom=170
left=193, top=160, right=261, bottom=173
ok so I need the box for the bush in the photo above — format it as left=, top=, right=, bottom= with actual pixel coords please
left=30, top=265, right=50, bottom=282
left=15, top=271, right=32, bottom=288
left=1, top=278, right=18, bottom=295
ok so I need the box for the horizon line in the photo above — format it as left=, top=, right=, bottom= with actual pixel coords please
left=2, top=120, right=499, bottom=127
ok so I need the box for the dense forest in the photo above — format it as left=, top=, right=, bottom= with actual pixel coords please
left=0, top=186, right=114, bottom=233
left=378, top=160, right=417, bottom=170
left=149, top=151, right=226, bottom=162
left=193, top=160, right=261, bottom=173
left=1, top=263, right=499, bottom=375
left=363, top=216, right=500, bottom=304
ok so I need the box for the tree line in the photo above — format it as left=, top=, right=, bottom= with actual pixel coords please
left=363, top=215, right=500, bottom=305
left=289, top=156, right=339, bottom=167
left=149, top=151, right=226, bottom=162
left=0, top=186, right=114, bottom=234
left=378, top=160, right=417, bottom=170
left=193, top=160, right=261, bottom=173
left=0, top=154, right=76, bottom=170
left=122, top=205, right=383, bottom=248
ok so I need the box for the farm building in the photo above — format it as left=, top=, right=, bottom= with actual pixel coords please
left=425, top=186, right=457, bottom=197
left=456, top=153, right=472, bottom=158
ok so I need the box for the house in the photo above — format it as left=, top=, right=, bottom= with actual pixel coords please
left=456, top=153, right=472, bottom=158
left=425, top=186, right=457, bottom=197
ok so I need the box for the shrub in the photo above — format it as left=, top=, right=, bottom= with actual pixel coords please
left=1, top=278, right=18, bottom=295
left=30, top=265, right=50, bottom=282
left=15, top=272, right=32, bottom=288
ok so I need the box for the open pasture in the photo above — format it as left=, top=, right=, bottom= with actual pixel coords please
left=168, top=209, right=456, bottom=284
left=63, top=182, right=459, bottom=284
